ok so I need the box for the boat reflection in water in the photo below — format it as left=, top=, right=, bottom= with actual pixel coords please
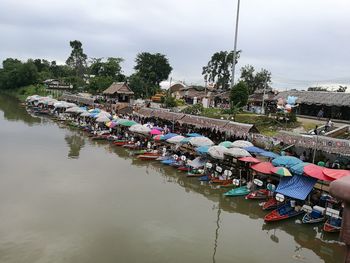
left=64, top=133, right=85, bottom=159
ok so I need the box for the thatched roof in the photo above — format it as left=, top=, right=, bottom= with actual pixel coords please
left=275, top=90, right=350, bottom=107
left=103, top=82, right=134, bottom=95
left=249, top=89, right=278, bottom=102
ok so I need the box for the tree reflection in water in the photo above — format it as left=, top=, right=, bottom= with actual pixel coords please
left=65, top=134, right=85, bottom=159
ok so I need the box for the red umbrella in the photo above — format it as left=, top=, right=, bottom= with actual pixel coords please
left=150, top=129, right=162, bottom=135
left=239, top=156, right=261, bottom=163
left=304, top=164, right=333, bottom=181
left=323, top=168, right=350, bottom=180
left=153, top=135, right=164, bottom=141
left=251, top=162, right=274, bottom=175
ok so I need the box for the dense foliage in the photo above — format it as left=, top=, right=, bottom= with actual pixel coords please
left=240, top=65, right=271, bottom=94
left=202, top=50, right=240, bottom=90
left=230, top=81, right=249, bottom=107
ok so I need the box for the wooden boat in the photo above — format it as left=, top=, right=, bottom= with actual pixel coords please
left=198, top=175, right=211, bottom=181
left=224, top=186, right=250, bottom=197
left=264, top=203, right=305, bottom=222
left=245, top=189, right=269, bottom=200
left=302, top=206, right=326, bottom=224
left=113, top=140, right=129, bottom=146
left=323, top=218, right=342, bottom=233
left=210, top=178, right=232, bottom=185
left=187, top=171, right=205, bottom=177
left=177, top=166, right=190, bottom=172
left=262, top=198, right=278, bottom=210
left=137, top=154, right=160, bottom=160
left=161, top=159, right=176, bottom=165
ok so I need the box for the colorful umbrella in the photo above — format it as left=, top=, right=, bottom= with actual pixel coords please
left=129, top=124, right=151, bottom=134
left=271, top=167, right=292, bottom=177
left=244, top=146, right=265, bottom=154
left=231, top=140, right=253, bottom=148
left=219, top=141, right=233, bottom=148
left=162, top=133, right=178, bottom=140
left=272, top=156, right=303, bottom=169
left=167, top=135, right=185, bottom=144
left=95, top=115, right=111, bottom=122
left=150, top=129, right=162, bottom=135
left=238, top=156, right=261, bottom=163
left=304, top=164, right=332, bottom=181
left=119, top=120, right=138, bottom=127
left=186, top=133, right=203, bottom=137
left=289, top=162, right=310, bottom=176
left=259, top=151, right=280, bottom=159
left=196, top=145, right=210, bottom=154
left=180, top=137, right=192, bottom=144
left=251, top=162, right=274, bottom=175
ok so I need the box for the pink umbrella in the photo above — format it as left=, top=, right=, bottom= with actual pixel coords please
left=150, top=129, right=162, bottom=135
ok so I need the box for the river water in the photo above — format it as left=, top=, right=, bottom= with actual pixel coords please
left=0, top=94, right=346, bottom=263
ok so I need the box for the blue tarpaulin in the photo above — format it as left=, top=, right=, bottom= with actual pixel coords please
left=276, top=174, right=317, bottom=200
left=260, top=151, right=280, bottom=159
left=196, top=146, right=210, bottom=154
left=186, top=133, right=203, bottom=137
left=244, top=146, right=265, bottom=154
left=161, top=133, right=178, bottom=140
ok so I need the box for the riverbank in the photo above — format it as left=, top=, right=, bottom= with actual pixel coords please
left=1, top=84, right=48, bottom=102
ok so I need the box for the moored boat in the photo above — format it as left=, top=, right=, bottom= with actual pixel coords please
left=245, top=189, right=269, bottom=200
left=323, top=217, right=342, bottom=233
left=262, top=198, right=279, bottom=210
left=137, top=154, right=160, bottom=160
left=224, top=186, right=250, bottom=197
left=301, top=206, right=326, bottom=224
left=264, top=202, right=305, bottom=222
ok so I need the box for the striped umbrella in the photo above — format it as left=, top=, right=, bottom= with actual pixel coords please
left=271, top=167, right=292, bottom=177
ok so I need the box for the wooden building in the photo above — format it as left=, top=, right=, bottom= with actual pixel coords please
left=103, top=82, right=134, bottom=104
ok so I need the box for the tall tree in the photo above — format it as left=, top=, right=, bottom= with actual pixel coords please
left=230, top=81, right=248, bottom=108
left=240, top=65, right=271, bottom=94
left=89, top=57, right=125, bottom=81
left=66, top=40, right=87, bottom=78
left=134, top=52, right=172, bottom=97
left=202, top=50, right=240, bottom=90
left=127, top=73, right=148, bottom=99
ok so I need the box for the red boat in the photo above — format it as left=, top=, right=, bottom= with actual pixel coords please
left=113, top=141, right=129, bottom=146
left=264, top=203, right=305, bottom=222
left=137, top=154, right=160, bottom=160
left=210, top=178, right=232, bottom=185
left=262, top=198, right=278, bottom=210
left=178, top=166, right=190, bottom=172
left=323, top=218, right=342, bottom=233
left=245, top=189, right=269, bottom=200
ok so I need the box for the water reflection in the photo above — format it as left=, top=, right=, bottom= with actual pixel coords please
left=64, top=134, right=85, bottom=159
left=0, top=94, right=41, bottom=125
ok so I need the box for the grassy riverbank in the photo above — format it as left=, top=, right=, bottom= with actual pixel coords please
left=2, top=85, right=49, bottom=102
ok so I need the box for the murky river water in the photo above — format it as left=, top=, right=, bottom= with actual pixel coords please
left=0, top=94, right=346, bottom=263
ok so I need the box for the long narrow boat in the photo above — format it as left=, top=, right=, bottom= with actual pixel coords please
left=198, top=175, right=211, bottom=181
left=264, top=203, right=305, bottom=222
left=302, top=206, right=326, bottom=224
left=113, top=140, right=129, bottom=146
left=323, top=217, right=342, bottom=233
left=224, top=186, right=250, bottom=197
left=187, top=171, right=205, bottom=177
left=177, top=166, right=190, bottom=172
left=137, top=154, right=160, bottom=160
left=262, top=198, right=279, bottom=210
left=210, top=178, right=232, bottom=185
left=245, top=189, right=269, bottom=200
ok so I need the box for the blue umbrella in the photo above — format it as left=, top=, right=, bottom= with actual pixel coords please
left=272, top=156, right=303, bottom=169
left=260, top=151, right=280, bottom=159
left=161, top=133, right=178, bottom=140
left=186, top=133, right=203, bottom=137
left=244, top=146, right=265, bottom=154
left=290, top=162, right=310, bottom=176
left=180, top=137, right=192, bottom=144
left=196, top=146, right=210, bottom=154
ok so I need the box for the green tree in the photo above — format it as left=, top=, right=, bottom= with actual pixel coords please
left=230, top=81, right=248, bottom=108
left=89, top=57, right=125, bottom=81
left=202, top=50, right=240, bottom=90
left=240, top=65, right=271, bottom=94
left=127, top=73, right=148, bottom=99
left=88, top=76, right=114, bottom=94
left=163, top=95, right=177, bottom=108
left=134, top=52, right=172, bottom=97
left=66, top=40, right=87, bottom=78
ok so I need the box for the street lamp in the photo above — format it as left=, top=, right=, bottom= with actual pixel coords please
left=231, top=0, right=241, bottom=89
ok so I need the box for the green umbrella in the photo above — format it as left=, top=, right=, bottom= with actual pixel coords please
left=219, top=141, right=233, bottom=148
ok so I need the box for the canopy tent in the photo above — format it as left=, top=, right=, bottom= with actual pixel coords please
left=276, top=174, right=317, bottom=200
left=272, top=156, right=303, bottom=169
left=303, top=164, right=333, bottom=181
left=289, top=162, right=310, bottom=176
left=150, top=129, right=162, bottom=135
left=225, top=147, right=251, bottom=158
left=207, top=146, right=228, bottom=160
left=129, top=124, right=151, bottom=135
left=231, top=140, right=253, bottom=148
left=162, top=133, right=178, bottom=140
left=323, top=168, right=350, bottom=180
left=251, top=162, right=274, bottom=175
left=119, top=120, right=138, bottom=127
left=96, top=115, right=111, bottom=122
left=180, top=137, right=192, bottom=144
left=196, top=146, right=210, bottom=154
left=219, top=141, right=233, bottom=148
left=186, top=133, right=203, bottom=137
left=189, top=137, right=214, bottom=147
left=244, top=146, right=265, bottom=154
left=259, top=151, right=280, bottom=159
left=238, top=156, right=261, bottom=163
left=167, top=135, right=186, bottom=144
left=80, top=111, right=92, bottom=117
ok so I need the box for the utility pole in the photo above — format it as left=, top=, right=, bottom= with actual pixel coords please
left=231, top=0, right=241, bottom=89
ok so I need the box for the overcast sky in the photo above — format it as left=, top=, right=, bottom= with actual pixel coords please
left=1, top=0, right=350, bottom=89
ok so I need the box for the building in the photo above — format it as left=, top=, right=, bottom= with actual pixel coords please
left=44, top=79, right=73, bottom=97
left=248, top=88, right=278, bottom=114
left=275, top=90, right=350, bottom=120
left=103, top=82, right=134, bottom=104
